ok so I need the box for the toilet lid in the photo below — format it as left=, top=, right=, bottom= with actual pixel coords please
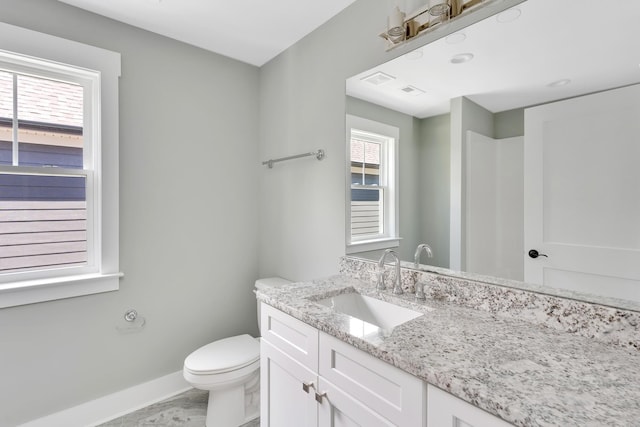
left=184, top=334, right=260, bottom=375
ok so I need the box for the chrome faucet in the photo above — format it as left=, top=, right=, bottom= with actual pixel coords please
left=377, top=249, right=402, bottom=295
left=415, top=281, right=427, bottom=301
left=414, top=243, right=433, bottom=268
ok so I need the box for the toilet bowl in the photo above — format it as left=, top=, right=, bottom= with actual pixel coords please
left=183, top=277, right=292, bottom=427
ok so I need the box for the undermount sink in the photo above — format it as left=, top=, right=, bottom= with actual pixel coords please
left=317, top=292, right=424, bottom=330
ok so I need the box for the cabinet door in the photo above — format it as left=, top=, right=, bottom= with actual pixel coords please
left=317, top=377, right=395, bottom=427
left=261, top=339, right=318, bottom=427
left=427, top=385, right=513, bottom=427
left=319, top=333, right=426, bottom=426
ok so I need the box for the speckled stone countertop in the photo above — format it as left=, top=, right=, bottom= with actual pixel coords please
left=256, top=275, right=640, bottom=427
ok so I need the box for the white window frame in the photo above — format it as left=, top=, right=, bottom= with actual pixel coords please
left=345, top=115, right=400, bottom=253
left=0, top=23, right=121, bottom=307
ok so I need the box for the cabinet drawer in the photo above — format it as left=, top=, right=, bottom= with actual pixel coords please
left=319, top=332, right=426, bottom=426
left=261, top=303, right=319, bottom=370
left=427, top=385, right=513, bottom=427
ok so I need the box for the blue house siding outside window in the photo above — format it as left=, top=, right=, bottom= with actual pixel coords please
left=0, top=70, right=88, bottom=274
left=0, top=120, right=84, bottom=201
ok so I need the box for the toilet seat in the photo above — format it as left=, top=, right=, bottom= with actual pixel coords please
left=182, top=277, right=291, bottom=427
left=184, top=334, right=260, bottom=376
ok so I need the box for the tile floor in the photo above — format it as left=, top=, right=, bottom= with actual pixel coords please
left=97, top=388, right=259, bottom=427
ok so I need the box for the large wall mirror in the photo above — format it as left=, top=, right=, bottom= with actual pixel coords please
left=345, top=0, right=640, bottom=311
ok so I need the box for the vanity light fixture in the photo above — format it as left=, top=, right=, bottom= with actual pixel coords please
left=450, top=53, right=474, bottom=64
left=387, top=6, right=407, bottom=43
left=429, top=1, right=451, bottom=17
left=428, top=0, right=451, bottom=26
left=547, top=78, right=571, bottom=87
left=380, top=0, right=493, bottom=49
left=361, top=71, right=396, bottom=86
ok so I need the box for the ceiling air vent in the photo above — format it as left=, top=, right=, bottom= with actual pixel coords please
left=400, top=85, right=425, bottom=96
left=361, top=71, right=395, bottom=86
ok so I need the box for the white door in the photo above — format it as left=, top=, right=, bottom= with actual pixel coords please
left=260, top=340, right=318, bottom=427
left=524, top=84, right=640, bottom=302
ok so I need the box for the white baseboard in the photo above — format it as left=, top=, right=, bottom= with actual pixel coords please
left=18, top=370, right=192, bottom=427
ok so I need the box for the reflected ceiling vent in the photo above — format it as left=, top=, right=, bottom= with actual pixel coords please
left=361, top=71, right=396, bottom=86
left=400, top=85, right=425, bottom=96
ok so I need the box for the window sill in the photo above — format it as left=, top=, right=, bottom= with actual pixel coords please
left=346, top=237, right=401, bottom=254
left=0, top=272, right=123, bottom=308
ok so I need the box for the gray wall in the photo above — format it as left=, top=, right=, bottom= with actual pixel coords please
left=0, top=1, right=260, bottom=425
left=0, top=0, right=522, bottom=424
left=258, top=1, right=410, bottom=281
left=419, top=114, right=451, bottom=268
left=450, top=97, right=495, bottom=270
left=257, top=0, right=520, bottom=280
left=495, top=108, right=525, bottom=138
left=345, top=96, right=422, bottom=262
left=344, top=96, right=451, bottom=267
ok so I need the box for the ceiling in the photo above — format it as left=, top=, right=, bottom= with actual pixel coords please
left=347, top=0, right=640, bottom=118
left=56, top=0, right=357, bottom=66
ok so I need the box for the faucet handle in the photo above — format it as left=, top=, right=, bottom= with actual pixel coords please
left=415, top=281, right=427, bottom=301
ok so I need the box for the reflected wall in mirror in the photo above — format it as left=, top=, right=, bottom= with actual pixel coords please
left=345, top=0, right=640, bottom=310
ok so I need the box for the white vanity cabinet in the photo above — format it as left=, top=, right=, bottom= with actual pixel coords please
left=260, top=303, right=426, bottom=427
left=318, top=332, right=426, bottom=426
left=261, top=339, right=318, bottom=426
left=427, top=385, right=513, bottom=427
left=260, top=303, right=319, bottom=427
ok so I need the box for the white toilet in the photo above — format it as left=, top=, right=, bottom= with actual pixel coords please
left=183, top=277, right=292, bottom=427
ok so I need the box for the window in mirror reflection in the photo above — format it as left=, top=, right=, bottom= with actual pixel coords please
left=346, top=115, right=398, bottom=252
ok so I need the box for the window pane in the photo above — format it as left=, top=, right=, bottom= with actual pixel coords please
left=350, top=137, right=381, bottom=185
left=351, top=188, right=383, bottom=238
left=17, top=75, right=83, bottom=168
left=0, top=71, right=13, bottom=166
left=350, top=138, right=365, bottom=185
left=0, top=173, right=87, bottom=273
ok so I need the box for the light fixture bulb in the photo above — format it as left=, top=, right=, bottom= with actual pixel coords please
left=429, top=2, right=450, bottom=17
left=388, top=6, right=406, bottom=38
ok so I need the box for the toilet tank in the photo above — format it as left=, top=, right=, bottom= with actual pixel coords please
left=255, top=277, right=292, bottom=331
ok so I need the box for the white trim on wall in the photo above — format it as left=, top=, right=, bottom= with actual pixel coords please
left=18, top=371, right=191, bottom=427
left=0, top=22, right=122, bottom=307
left=345, top=114, right=400, bottom=253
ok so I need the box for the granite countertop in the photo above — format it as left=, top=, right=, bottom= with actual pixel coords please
left=256, top=275, right=640, bottom=427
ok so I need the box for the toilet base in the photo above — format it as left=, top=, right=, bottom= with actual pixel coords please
left=205, top=372, right=259, bottom=427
